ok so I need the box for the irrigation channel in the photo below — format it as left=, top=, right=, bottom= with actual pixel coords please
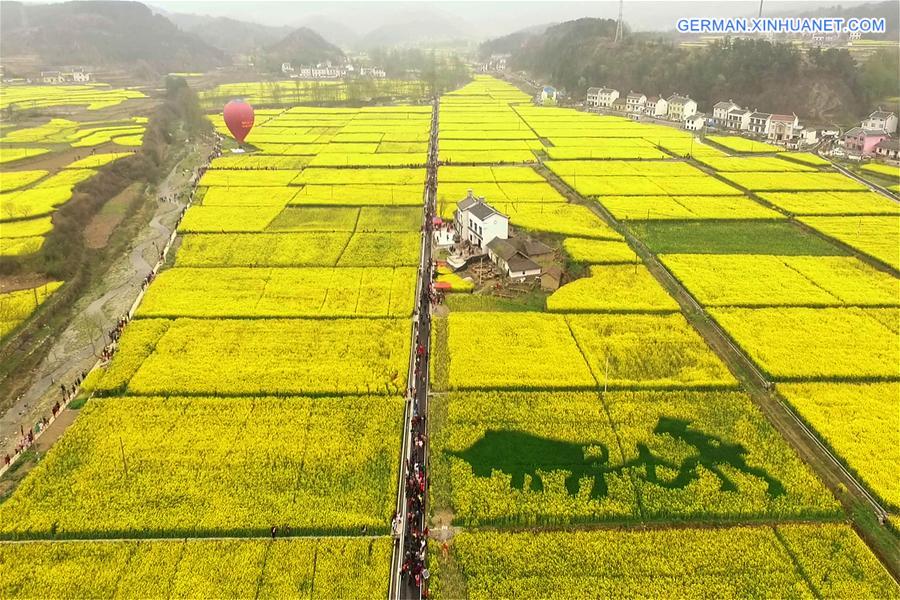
left=389, top=97, right=439, bottom=600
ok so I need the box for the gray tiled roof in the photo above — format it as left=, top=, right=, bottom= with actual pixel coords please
left=486, top=238, right=517, bottom=260
left=469, top=202, right=501, bottom=221
left=506, top=253, right=541, bottom=273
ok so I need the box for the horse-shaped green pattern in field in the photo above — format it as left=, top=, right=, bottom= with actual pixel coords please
left=447, top=416, right=785, bottom=499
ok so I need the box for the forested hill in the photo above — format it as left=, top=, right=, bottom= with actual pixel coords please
left=167, top=13, right=294, bottom=57
left=261, top=27, right=346, bottom=72
left=0, top=1, right=224, bottom=75
left=482, top=16, right=900, bottom=122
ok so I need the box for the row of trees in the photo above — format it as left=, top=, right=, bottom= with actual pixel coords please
left=369, top=47, right=471, bottom=97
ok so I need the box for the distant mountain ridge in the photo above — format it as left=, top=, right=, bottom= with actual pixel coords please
left=262, top=27, right=345, bottom=70
left=166, top=12, right=293, bottom=56
left=0, top=0, right=224, bottom=75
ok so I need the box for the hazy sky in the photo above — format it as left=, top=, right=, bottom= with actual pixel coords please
left=149, top=1, right=882, bottom=37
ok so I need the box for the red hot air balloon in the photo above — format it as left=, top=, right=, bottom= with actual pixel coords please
left=223, top=100, right=254, bottom=143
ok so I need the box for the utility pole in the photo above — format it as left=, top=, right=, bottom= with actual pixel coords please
left=615, top=0, right=624, bottom=44
left=758, top=0, right=764, bottom=18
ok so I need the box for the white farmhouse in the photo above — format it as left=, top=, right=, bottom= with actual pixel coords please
left=748, top=112, right=772, bottom=135
left=712, top=100, right=740, bottom=127
left=863, top=110, right=898, bottom=134
left=281, top=62, right=294, bottom=74
left=726, top=107, right=752, bottom=131
left=454, top=192, right=509, bottom=250
left=360, top=66, right=386, bottom=78
left=40, top=71, right=63, bottom=83
left=768, top=114, right=799, bottom=142
left=595, top=87, right=619, bottom=108
left=586, top=87, right=601, bottom=107
left=643, top=95, right=668, bottom=117
left=625, top=92, right=646, bottom=113
left=873, top=138, right=899, bottom=161
left=666, top=94, right=697, bottom=121
left=684, top=113, right=706, bottom=131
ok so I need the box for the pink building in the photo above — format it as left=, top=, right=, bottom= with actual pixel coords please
left=842, top=127, right=890, bottom=156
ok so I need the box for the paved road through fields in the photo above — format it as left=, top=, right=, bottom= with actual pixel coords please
left=391, top=97, right=439, bottom=600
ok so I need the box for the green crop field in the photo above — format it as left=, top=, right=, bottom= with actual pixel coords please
left=628, top=221, right=848, bottom=255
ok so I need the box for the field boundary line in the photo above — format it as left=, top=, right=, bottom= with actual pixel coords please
left=537, top=164, right=894, bottom=530
left=562, top=315, right=647, bottom=521
left=0, top=534, right=388, bottom=545
left=824, top=157, right=900, bottom=201
left=772, top=525, right=823, bottom=599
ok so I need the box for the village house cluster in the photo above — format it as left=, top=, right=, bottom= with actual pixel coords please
left=841, top=110, right=899, bottom=160
left=585, top=85, right=898, bottom=158
left=478, top=54, right=510, bottom=72
left=586, top=87, right=699, bottom=124
left=280, top=62, right=386, bottom=79
left=39, top=67, right=93, bottom=84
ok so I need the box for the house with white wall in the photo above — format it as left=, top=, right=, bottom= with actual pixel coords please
left=625, top=92, right=646, bottom=113
left=455, top=192, right=509, bottom=250
left=666, top=94, right=697, bottom=121
left=595, top=87, right=619, bottom=108
left=873, top=138, right=899, bottom=161
left=863, top=110, right=898, bottom=134
left=359, top=67, right=386, bottom=78
left=712, top=100, right=741, bottom=127
left=768, top=114, right=799, bottom=142
left=643, top=95, right=668, bottom=117
left=748, top=112, right=772, bottom=135
left=486, top=238, right=542, bottom=280
left=539, top=86, right=558, bottom=106
left=684, top=113, right=706, bottom=131
left=726, top=107, right=752, bottom=131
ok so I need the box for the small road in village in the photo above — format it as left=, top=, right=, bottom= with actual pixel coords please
left=390, top=97, right=439, bottom=600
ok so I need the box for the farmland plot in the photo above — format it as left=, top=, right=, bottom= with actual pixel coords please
left=0, top=396, right=403, bottom=537
left=435, top=525, right=897, bottom=600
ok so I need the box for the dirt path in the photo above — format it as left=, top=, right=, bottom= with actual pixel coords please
left=0, top=142, right=207, bottom=459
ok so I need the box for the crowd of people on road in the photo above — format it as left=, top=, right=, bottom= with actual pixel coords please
left=3, top=367, right=88, bottom=469
left=396, top=106, right=440, bottom=597
left=400, top=454, right=429, bottom=588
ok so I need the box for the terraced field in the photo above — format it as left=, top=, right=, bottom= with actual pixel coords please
left=0, top=85, right=151, bottom=345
